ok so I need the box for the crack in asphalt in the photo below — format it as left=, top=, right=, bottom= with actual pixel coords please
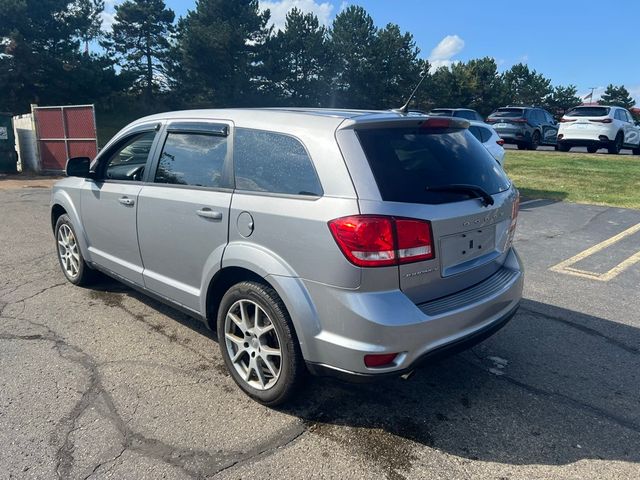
left=1, top=283, right=308, bottom=479
left=520, top=305, right=639, bottom=355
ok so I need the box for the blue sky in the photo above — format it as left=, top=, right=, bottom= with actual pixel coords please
left=103, top=0, right=640, bottom=104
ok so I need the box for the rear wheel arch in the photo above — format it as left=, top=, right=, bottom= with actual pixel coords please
left=205, top=267, right=277, bottom=330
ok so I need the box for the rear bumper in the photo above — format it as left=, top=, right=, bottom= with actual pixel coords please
left=301, top=248, right=524, bottom=378
left=558, top=137, right=613, bottom=147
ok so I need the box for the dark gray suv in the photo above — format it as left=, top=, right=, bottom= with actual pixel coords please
left=487, top=106, right=558, bottom=150
left=51, top=108, right=523, bottom=405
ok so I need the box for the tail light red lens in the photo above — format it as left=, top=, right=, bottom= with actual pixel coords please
left=590, top=118, right=613, bottom=123
left=559, top=118, right=575, bottom=123
left=364, top=353, right=398, bottom=368
left=512, top=118, right=528, bottom=123
left=395, top=218, right=434, bottom=264
left=496, top=139, right=505, bottom=146
left=328, top=215, right=434, bottom=267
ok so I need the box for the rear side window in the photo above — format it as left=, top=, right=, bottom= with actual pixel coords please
left=234, top=128, right=322, bottom=196
left=429, top=109, right=454, bottom=116
left=356, top=126, right=510, bottom=205
left=491, top=108, right=524, bottom=118
left=566, top=107, right=610, bottom=117
left=155, top=132, right=227, bottom=188
left=469, top=126, right=492, bottom=143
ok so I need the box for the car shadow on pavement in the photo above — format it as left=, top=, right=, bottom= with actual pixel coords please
left=279, top=298, right=640, bottom=469
left=88, top=279, right=640, bottom=469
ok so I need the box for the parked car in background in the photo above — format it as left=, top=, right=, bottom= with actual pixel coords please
left=486, top=107, right=558, bottom=150
left=557, top=105, right=640, bottom=154
left=429, top=108, right=484, bottom=122
left=51, top=108, right=523, bottom=406
left=468, top=120, right=505, bottom=165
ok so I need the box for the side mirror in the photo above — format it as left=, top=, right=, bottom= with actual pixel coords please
left=66, top=157, right=92, bottom=178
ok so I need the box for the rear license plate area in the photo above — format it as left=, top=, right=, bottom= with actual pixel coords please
left=440, top=226, right=497, bottom=276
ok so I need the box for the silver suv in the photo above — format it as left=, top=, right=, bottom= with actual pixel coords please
left=51, top=109, right=524, bottom=405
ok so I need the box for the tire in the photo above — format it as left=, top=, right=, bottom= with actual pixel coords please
left=217, top=281, right=304, bottom=406
left=557, top=143, right=570, bottom=152
left=528, top=131, right=541, bottom=150
left=608, top=132, right=623, bottom=155
left=54, top=214, right=97, bottom=286
left=633, top=145, right=640, bottom=155
left=517, top=143, right=527, bottom=150
left=587, top=146, right=598, bottom=154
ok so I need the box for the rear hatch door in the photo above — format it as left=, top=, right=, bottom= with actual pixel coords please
left=348, top=117, right=518, bottom=304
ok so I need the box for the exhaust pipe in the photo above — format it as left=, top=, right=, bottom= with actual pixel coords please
left=400, top=370, right=415, bottom=381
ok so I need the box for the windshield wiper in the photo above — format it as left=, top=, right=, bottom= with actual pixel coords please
left=425, top=184, right=495, bottom=206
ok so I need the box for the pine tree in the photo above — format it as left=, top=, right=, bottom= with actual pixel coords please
left=103, top=0, right=175, bottom=101
left=265, top=8, right=330, bottom=106
left=171, top=0, right=271, bottom=107
left=598, top=84, right=635, bottom=109
left=0, top=0, right=105, bottom=112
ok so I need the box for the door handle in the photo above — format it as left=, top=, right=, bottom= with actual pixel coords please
left=196, top=208, right=223, bottom=221
left=118, top=196, right=135, bottom=206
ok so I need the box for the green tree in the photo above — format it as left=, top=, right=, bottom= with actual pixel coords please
left=501, top=63, right=552, bottom=107
left=171, top=0, right=271, bottom=107
left=373, top=23, right=424, bottom=109
left=545, top=85, right=581, bottom=116
left=103, top=0, right=175, bottom=101
left=265, top=8, right=330, bottom=106
left=328, top=6, right=378, bottom=108
left=598, top=84, right=635, bottom=109
left=0, top=0, right=105, bottom=112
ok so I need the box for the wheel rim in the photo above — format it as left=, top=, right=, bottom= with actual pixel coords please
left=532, top=132, right=540, bottom=148
left=224, top=299, right=282, bottom=390
left=57, top=224, right=80, bottom=279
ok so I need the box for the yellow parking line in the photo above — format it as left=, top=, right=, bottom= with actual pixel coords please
left=550, top=223, right=640, bottom=281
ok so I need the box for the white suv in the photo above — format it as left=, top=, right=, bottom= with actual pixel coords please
left=557, top=105, right=640, bottom=154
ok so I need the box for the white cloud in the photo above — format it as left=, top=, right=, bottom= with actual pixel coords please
left=259, top=0, right=334, bottom=31
left=428, top=34, right=464, bottom=72
left=100, top=0, right=120, bottom=32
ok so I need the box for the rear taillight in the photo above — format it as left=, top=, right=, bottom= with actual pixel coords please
left=507, top=192, right=520, bottom=247
left=421, top=117, right=468, bottom=129
left=486, top=118, right=495, bottom=123
left=395, top=218, right=434, bottom=264
left=328, top=215, right=434, bottom=267
left=496, top=139, right=505, bottom=146
left=559, top=118, right=575, bottom=123
left=512, top=118, right=528, bottom=123
left=590, top=118, right=613, bottom=123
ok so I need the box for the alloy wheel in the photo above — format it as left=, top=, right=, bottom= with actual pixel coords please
left=57, top=224, right=80, bottom=279
left=224, top=299, right=282, bottom=390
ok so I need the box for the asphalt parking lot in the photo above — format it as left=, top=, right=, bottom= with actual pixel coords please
left=1, top=183, right=639, bottom=480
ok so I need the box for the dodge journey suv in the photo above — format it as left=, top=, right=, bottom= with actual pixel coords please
left=51, top=108, right=523, bottom=405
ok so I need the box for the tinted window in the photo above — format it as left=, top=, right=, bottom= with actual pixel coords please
left=356, top=126, right=510, bottom=205
left=614, top=110, right=625, bottom=121
left=429, top=109, right=454, bottom=116
left=468, top=126, right=483, bottom=142
left=234, top=128, right=322, bottom=196
left=455, top=110, right=477, bottom=120
left=490, top=108, right=524, bottom=118
left=622, top=110, right=632, bottom=122
left=104, top=131, right=156, bottom=181
left=155, top=132, right=227, bottom=188
left=566, top=107, right=610, bottom=117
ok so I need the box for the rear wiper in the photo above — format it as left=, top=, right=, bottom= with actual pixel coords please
left=425, top=184, right=495, bottom=206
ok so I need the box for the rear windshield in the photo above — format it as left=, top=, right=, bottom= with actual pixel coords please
left=490, top=108, right=524, bottom=118
left=565, top=107, right=610, bottom=117
left=356, top=127, right=511, bottom=205
left=429, top=109, right=454, bottom=116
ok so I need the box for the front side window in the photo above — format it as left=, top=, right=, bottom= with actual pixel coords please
left=155, top=132, right=227, bottom=188
left=103, top=131, right=156, bottom=181
left=234, top=128, right=322, bottom=196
